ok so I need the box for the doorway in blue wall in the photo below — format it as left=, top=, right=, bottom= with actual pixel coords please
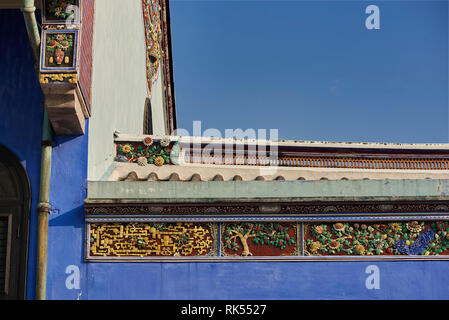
left=0, top=145, right=31, bottom=299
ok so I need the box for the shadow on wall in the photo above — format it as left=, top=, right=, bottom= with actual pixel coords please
left=47, top=205, right=87, bottom=300
left=53, top=132, right=86, bottom=145
left=48, top=205, right=86, bottom=270
left=49, top=205, right=84, bottom=229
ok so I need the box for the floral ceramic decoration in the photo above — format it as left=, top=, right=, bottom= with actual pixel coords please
left=221, top=222, right=297, bottom=257
left=44, top=0, right=79, bottom=21
left=41, top=31, right=78, bottom=72
left=117, top=139, right=172, bottom=166
left=160, top=137, right=170, bottom=147
left=143, top=137, right=153, bottom=146
left=305, top=221, right=449, bottom=256
left=142, top=0, right=162, bottom=97
left=43, top=32, right=76, bottom=69
left=137, top=156, right=148, bottom=166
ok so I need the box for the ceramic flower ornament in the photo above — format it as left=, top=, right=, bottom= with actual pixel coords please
left=122, top=144, right=132, bottom=154
left=160, top=137, right=170, bottom=147
left=143, top=137, right=153, bottom=146
left=154, top=156, right=165, bottom=166
left=137, top=156, right=148, bottom=166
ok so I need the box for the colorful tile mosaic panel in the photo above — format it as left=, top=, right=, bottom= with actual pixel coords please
left=221, top=222, right=298, bottom=257
left=304, top=220, right=449, bottom=256
left=40, top=0, right=81, bottom=74
left=41, top=30, right=78, bottom=72
left=42, top=0, right=80, bottom=24
left=115, top=137, right=179, bottom=166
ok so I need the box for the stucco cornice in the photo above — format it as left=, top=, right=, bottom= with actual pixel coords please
left=85, top=179, right=449, bottom=216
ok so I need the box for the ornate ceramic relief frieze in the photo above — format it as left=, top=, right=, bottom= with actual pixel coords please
left=39, top=73, right=77, bottom=84
left=85, top=216, right=449, bottom=261
left=41, top=30, right=78, bottom=72
left=40, top=0, right=80, bottom=75
left=42, top=0, right=80, bottom=24
left=142, top=0, right=162, bottom=98
left=221, top=222, right=298, bottom=257
left=304, top=220, right=449, bottom=257
left=115, top=137, right=179, bottom=166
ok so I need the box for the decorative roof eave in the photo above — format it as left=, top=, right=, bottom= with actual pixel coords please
left=114, top=134, right=449, bottom=152
left=107, top=163, right=449, bottom=182
left=109, top=134, right=449, bottom=181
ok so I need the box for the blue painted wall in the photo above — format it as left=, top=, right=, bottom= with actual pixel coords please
left=0, top=10, right=89, bottom=300
left=47, top=260, right=449, bottom=300
left=0, top=9, right=44, bottom=300
left=2, top=9, right=449, bottom=301
left=46, top=127, right=89, bottom=300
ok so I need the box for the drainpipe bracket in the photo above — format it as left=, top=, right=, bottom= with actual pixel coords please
left=37, top=202, right=51, bottom=214
left=21, top=6, right=36, bottom=13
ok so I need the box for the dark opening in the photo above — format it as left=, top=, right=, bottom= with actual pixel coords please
left=0, top=145, right=30, bottom=300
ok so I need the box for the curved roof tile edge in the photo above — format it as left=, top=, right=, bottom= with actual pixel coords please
left=113, top=134, right=449, bottom=150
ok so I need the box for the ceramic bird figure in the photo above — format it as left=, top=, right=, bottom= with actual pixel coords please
left=170, top=141, right=180, bottom=165
left=114, top=155, right=128, bottom=163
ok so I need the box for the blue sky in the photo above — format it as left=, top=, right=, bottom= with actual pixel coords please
left=170, top=0, right=448, bottom=143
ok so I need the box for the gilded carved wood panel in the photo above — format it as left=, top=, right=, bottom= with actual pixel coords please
left=88, top=222, right=216, bottom=258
